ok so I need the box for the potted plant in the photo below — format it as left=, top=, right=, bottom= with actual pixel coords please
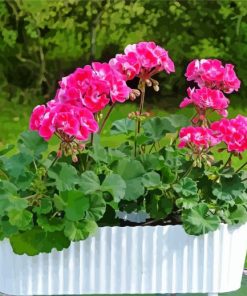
left=0, top=42, right=247, bottom=296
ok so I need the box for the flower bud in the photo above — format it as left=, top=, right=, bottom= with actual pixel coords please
left=153, top=85, right=159, bottom=92
left=57, top=150, right=62, bottom=158
left=72, top=155, right=78, bottom=163
left=145, top=79, right=152, bottom=87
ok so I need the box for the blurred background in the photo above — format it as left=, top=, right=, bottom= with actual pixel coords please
left=1, top=0, right=247, bottom=146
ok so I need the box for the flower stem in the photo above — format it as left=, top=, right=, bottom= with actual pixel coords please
left=235, top=160, right=247, bottom=174
left=99, top=104, right=115, bottom=134
left=137, top=79, right=146, bottom=133
left=221, top=153, right=233, bottom=170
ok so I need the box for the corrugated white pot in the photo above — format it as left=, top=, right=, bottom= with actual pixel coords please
left=0, top=223, right=247, bottom=296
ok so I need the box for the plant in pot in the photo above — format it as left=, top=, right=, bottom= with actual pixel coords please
left=0, top=42, right=247, bottom=296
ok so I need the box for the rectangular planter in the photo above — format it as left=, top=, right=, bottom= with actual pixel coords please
left=0, top=223, right=247, bottom=295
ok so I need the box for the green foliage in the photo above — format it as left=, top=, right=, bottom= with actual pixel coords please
left=1, top=111, right=247, bottom=255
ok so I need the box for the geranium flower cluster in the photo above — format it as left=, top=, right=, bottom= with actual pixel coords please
left=180, top=59, right=241, bottom=122
left=185, top=59, right=241, bottom=93
left=211, top=116, right=247, bottom=153
left=180, top=87, right=230, bottom=119
left=179, top=59, right=247, bottom=155
left=110, top=41, right=175, bottom=83
left=30, top=41, right=175, bottom=144
left=178, top=126, right=218, bottom=150
left=55, top=63, right=132, bottom=113
left=29, top=101, right=98, bottom=141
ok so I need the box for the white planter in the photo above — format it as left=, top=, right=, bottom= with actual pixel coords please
left=0, top=223, right=247, bottom=296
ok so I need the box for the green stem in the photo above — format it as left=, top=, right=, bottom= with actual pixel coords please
left=99, top=104, right=115, bottom=134
left=235, top=160, right=247, bottom=174
left=149, top=142, right=155, bottom=153
left=137, top=80, right=146, bottom=134
left=221, top=153, right=233, bottom=170
left=181, top=162, right=194, bottom=179
left=50, top=155, right=59, bottom=168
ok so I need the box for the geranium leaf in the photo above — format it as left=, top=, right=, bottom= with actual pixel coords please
left=182, top=204, right=220, bottom=235
left=18, top=130, right=48, bottom=157
left=33, top=198, right=53, bottom=215
left=212, top=175, right=245, bottom=201
left=10, top=227, right=70, bottom=255
left=60, top=190, right=89, bottom=221
left=64, top=220, right=98, bottom=241
left=114, top=159, right=145, bottom=200
left=146, top=194, right=173, bottom=219
left=37, top=215, right=65, bottom=232
left=86, top=193, right=106, bottom=221
left=110, top=118, right=135, bottom=135
left=228, top=205, right=247, bottom=224
left=101, top=173, right=126, bottom=201
left=173, top=177, right=198, bottom=197
left=48, top=162, right=78, bottom=191
left=142, top=171, right=161, bottom=188
left=8, top=209, right=33, bottom=230
left=79, top=171, right=101, bottom=194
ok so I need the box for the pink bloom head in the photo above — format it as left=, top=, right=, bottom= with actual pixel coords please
left=180, top=87, right=229, bottom=117
left=178, top=126, right=218, bottom=150
left=29, top=105, right=47, bottom=131
left=29, top=101, right=98, bottom=142
left=185, top=59, right=241, bottom=93
left=110, top=41, right=175, bottom=81
left=211, top=115, right=247, bottom=153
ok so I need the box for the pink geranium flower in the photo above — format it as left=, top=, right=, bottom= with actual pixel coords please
left=180, top=87, right=230, bottom=117
left=185, top=59, right=241, bottom=94
left=178, top=126, right=218, bottom=149
left=29, top=101, right=98, bottom=142
left=110, top=41, right=175, bottom=80
left=211, top=115, right=247, bottom=153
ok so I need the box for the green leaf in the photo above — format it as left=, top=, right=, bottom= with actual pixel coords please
left=173, top=177, right=198, bottom=197
left=212, top=175, right=245, bottom=201
left=64, top=220, right=98, bottom=241
left=86, top=193, right=106, bottom=221
left=182, top=204, right=220, bottom=235
left=161, top=165, right=176, bottom=184
left=146, top=194, right=173, bottom=219
left=228, top=205, right=247, bottom=224
left=176, top=195, right=199, bottom=209
left=114, top=159, right=145, bottom=200
left=60, top=190, right=89, bottom=221
left=89, top=134, right=108, bottom=163
left=101, top=173, right=126, bottom=201
left=54, top=194, right=67, bottom=211
left=3, top=152, right=33, bottom=179
left=143, top=117, right=169, bottom=142
left=10, top=227, right=70, bottom=255
left=79, top=171, right=101, bottom=194
left=161, top=114, right=190, bottom=132
left=0, top=144, right=14, bottom=156
left=48, top=162, right=78, bottom=191
left=107, top=148, right=126, bottom=163
left=138, top=153, right=165, bottom=171
left=0, top=220, right=19, bottom=238
left=18, top=130, right=48, bottom=157
left=8, top=209, right=33, bottom=229
left=33, top=198, right=53, bottom=214
left=37, top=215, right=65, bottom=232
left=142, top=171, right=161, bottom=188
left=110, top=118, right=135, bottom=135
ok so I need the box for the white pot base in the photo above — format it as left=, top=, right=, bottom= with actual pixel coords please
left=0, top=223, right=247, bottom=295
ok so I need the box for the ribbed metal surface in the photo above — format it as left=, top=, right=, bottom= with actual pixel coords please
left=0, top=223, right=247, bottom=295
